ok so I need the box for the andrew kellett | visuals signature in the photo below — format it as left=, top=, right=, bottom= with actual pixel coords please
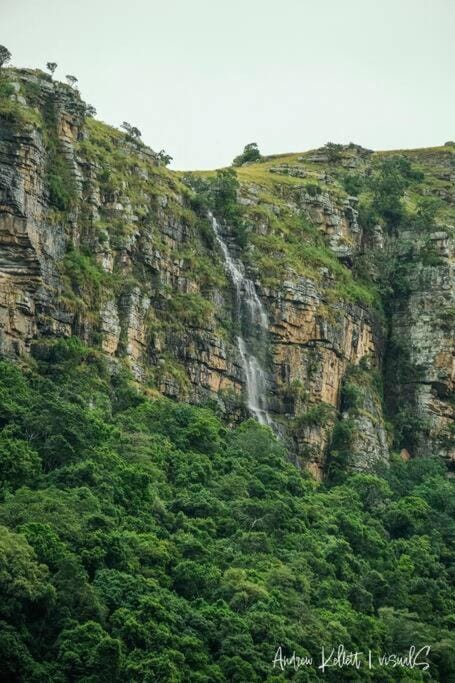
left=272, top=644, right=431, bottom=672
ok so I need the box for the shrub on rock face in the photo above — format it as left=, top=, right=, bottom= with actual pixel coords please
left=305, top=182, right=321, bottom=197
left=325, top=141, right=343, bottom=162
left=343, top=172, right=364, bottom=196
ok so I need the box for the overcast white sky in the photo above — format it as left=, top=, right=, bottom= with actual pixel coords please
left=2, top=0, right=454, bottom=169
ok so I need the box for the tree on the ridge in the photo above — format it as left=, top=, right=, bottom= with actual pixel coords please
left=0, top=45, right=12, bottom=68
left=65, top=74, right=78, bottom=88
left=46, top=62, right=57, bottom=76
left=121, top=121, right=142, bottom=140
left=233, top=142, right=262, bottom=166
left=157, top=149, right=173, bottom=166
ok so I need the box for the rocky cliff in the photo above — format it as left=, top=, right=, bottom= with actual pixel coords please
left=0, top=67, right=453, bottom=476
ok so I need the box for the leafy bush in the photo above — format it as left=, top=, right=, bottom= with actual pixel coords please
left=369, top=156, right=424, bottom=229
left=0, top=78, right=14, bottom=99
left=325, top=141, right=343, bottom=162
left=211, top=168, right=248, bottom=247
left=297, top=401, right=335, bottom=427
left=343, top=172, right=364, bottom=196
left=305, top=182, right=321, bottom=196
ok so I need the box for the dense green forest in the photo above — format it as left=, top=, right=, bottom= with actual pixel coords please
left=0, top=339, right=453, bottom=681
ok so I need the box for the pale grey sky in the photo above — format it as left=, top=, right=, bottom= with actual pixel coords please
left=2, top=0, right=454, bottom=169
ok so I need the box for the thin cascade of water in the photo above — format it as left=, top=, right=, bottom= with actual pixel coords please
left=210, top=213, right=273, bottom=426
left=237, top=336, right=273, bottom=426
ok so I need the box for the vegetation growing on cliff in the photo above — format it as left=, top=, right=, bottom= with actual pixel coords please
left=60, top=249, right=112, bottom=314
left=0, top=343, right=453, bottom=681
left=186, top=167, right=381, bottom=307
left=192, top=147, right=441, bottom=314
left=0, top=70, right=43, bottom=128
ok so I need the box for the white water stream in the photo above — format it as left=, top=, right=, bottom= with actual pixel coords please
left=210, top=214, right=273, bottom=426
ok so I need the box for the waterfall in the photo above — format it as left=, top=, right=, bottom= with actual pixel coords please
left=237, top=336, right=272, bottom=426
left=210, top=213, right=273, bottom=427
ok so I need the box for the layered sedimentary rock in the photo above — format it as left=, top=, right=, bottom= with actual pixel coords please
left=387, top=228, right=454, bottom=465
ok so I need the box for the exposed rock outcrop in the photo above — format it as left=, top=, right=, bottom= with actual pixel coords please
left=387, top=228, right=454, bottom=466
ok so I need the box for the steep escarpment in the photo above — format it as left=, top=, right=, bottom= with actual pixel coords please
left=0, top=67, right=453, bottom=476
left=0, top=69, right=241, bottom=402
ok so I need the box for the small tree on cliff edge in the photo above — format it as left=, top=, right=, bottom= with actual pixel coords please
left=46, top=62, right=57, bottom=76
left=66, top=74, right=78, bottom=88
left=0, top=45, right=12, bottom=68
left=232, top=142, right=262, bottom=166
left=157, top=149, right=173, bottom=166
left=121, top=122, right=142, bottom=140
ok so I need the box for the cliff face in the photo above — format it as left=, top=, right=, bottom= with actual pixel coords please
left=386, top=227, right=454, bottom=461
left=0, top=70, right=240, bottom=399
left=0, top=68, right=453, bottom=476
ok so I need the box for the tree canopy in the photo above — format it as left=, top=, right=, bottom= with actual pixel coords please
left=0, top=341, right=453, bottom=680
left=0, top=45, right=12, bottom=68
left=233, top=142, right=262, bottom=166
